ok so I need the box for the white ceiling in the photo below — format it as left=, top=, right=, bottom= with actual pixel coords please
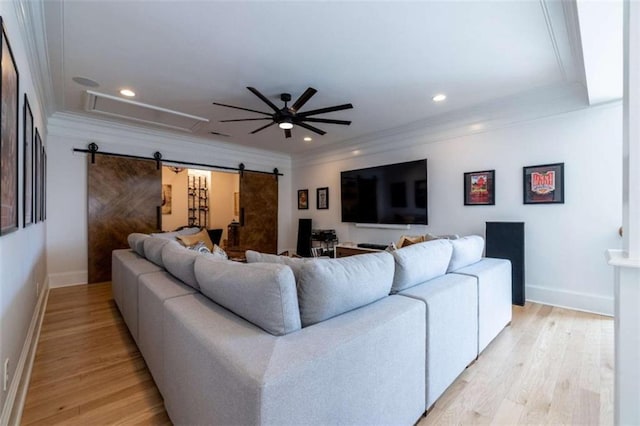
left=38, top=0, right=620, bottom=154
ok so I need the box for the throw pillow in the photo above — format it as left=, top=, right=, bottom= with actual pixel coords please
left=188, top=241, right=211, bottom=254
left=177, top=229, right=214, bottom=251
left=396, top=234, right=426, bottom=248
left=211, top=244, right=228, bottom=260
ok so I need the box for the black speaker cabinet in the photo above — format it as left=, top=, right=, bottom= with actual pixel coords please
left=296, top=219, right=312, bottom=257
left=486, top=222, right=525, bottom=306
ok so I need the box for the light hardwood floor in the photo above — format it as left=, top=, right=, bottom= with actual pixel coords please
left=22, top=283, right=613, bottom=425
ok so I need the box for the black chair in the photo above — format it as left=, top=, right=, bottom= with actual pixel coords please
left=207, top=228, right=223, bottom=246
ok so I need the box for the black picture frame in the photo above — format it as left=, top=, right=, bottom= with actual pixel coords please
left=298, top=189, right=309, bottom=210
left=0, top=18, right=19, bottom=236
left=34, top=128, right=41, bottom=222
left=317, top=187, right=329, bottom=210
left=42, top=146, right=46, bottom=220
left=523, top=162, right=564, bottom=204
left=464, top=170, right=495, bottom=206
left=23, top=94, right=33, bottom=227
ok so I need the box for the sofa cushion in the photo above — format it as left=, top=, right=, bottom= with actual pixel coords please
left=447, top=235, right=485, bottom=272
left=143, top=237, right=177, bottom=267
left=162, top=241, right=201, bottom=290
left=245, top=250, right=315, bottom=281
left=127, top=233, right=149, bottom=257
left=177, top=228, right=215, bottom=251
left=194, top=256, right=301, bottom=336
left=391, top=239, right=453, bottom=293
left=297, top=251, right=394, bottom=327
left=151, top=227, right=201, bottom=240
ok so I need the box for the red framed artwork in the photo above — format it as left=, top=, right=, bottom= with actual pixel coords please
left=464, top=170, right=495, bottom=206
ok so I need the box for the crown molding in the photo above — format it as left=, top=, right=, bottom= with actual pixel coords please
left=292, top=83, right=619, bottom=168
left=13, top=0, right=56, bottom=123
left=48, top=112, right=292, bottom=172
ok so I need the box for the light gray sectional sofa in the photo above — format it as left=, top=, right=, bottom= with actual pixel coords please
left=112, top=232, right=512, bottom=425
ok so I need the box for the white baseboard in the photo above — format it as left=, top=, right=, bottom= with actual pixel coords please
left=526, top=284, right=613, bottom=317
left=0, top=278, right=50, bottom=426
left=48, top=270, right=87, bottom=288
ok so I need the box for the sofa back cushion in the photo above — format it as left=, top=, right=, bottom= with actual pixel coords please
left=127, top=233, right=149, bottom=257
left=391, top=239, right=453, bottom=293
left=297, top=252, right=394, bottom=327
left=194, top=256, right=301, bottom=336
left=150, top=227, right=201, bottom=240
left=245, top=250, right=314, bottom=281
left=162, top=242, right=201, bottom=290
left=143, top=237, right=176, bottom=267
left=447, top=235, right=484, bottom=272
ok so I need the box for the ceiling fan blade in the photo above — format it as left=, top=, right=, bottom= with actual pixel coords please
left=284, top=128, right=292, bottom=138
left=247, top=87, right=280, bottom=112
left=219, top=118, right=271, bottom=122
left=250, top=121, right=276, bottom=134
left=298, top=103, right=354, bottom=117
left=209, top=131, right=231, bottom=137
left=291, top=87, right=317, bottom=112
left=302, top=117, right=351, bottom=125
left=295, top=121, right=326, bottom=136
left=212, top=102, right=271, bottom=116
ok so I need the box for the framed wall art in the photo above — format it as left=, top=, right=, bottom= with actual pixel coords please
left=298, top=189, right=309, bottom=210
left=34, top=128, right=41, bottom=223
left=317, top=187, right=329, bottom=210
left=523, top=162, right=564, bottom=204
left=23, top=94, right=33, bottom=226
left=0, top=18, right=20, bottom=235
left=42, top=147, right=46, bottom=220
left=464, top=170, right=495, bottom=206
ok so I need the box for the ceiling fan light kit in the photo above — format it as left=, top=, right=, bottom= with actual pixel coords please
left=213, top=87, right=353, bottom=139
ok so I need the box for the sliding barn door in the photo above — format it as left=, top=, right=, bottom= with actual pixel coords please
left=88, top=155, right=161, bottom=283
left=239, top=171, right=278, bottom=254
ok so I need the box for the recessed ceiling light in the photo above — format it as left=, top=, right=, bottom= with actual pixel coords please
left=303, top=137, right=312, bottom=142
left=432, top=93, right=447, bottom=102
left=352, top=149, right=361, bottom=155
left=120, top=89, right=136, bottom=97
left=72, top=76, right=99, bottom=87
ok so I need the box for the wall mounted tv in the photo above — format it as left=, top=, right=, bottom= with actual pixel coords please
left=340, top=159, right=428, bottom=225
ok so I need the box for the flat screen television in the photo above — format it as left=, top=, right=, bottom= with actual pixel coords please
left=340, top=159, right=428, bottom=225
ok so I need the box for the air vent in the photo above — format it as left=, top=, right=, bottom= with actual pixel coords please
left=84, top=90, right=209, bottom=132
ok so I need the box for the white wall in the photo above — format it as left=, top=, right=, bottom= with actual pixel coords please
left=0, top=1, right=48, bottom=418
left=292, top=104, right=623, bottom=315
left=46, top=114, right=293, bottom=286
left=161, top=166, right=188, bottom=231
left=210, top=170, right=239, bottom=243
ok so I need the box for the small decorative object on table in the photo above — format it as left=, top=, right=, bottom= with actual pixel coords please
left=523, top=163, right=564, bottom=204
left=464, top=170, right=495, bottom=206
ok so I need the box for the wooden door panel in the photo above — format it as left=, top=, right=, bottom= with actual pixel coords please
left=239, top=171, right=278, bottom=254
left=88, top=155, right=161, bottom=283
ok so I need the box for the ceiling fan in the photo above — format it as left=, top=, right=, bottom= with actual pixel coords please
left=213, top=87, right=353, bottom=138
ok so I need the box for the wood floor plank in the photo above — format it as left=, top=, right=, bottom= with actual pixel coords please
left=23, top=284, right=612, bottom=426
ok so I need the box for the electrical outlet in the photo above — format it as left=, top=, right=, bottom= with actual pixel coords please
left=3, top=358, right=9, bottom=391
